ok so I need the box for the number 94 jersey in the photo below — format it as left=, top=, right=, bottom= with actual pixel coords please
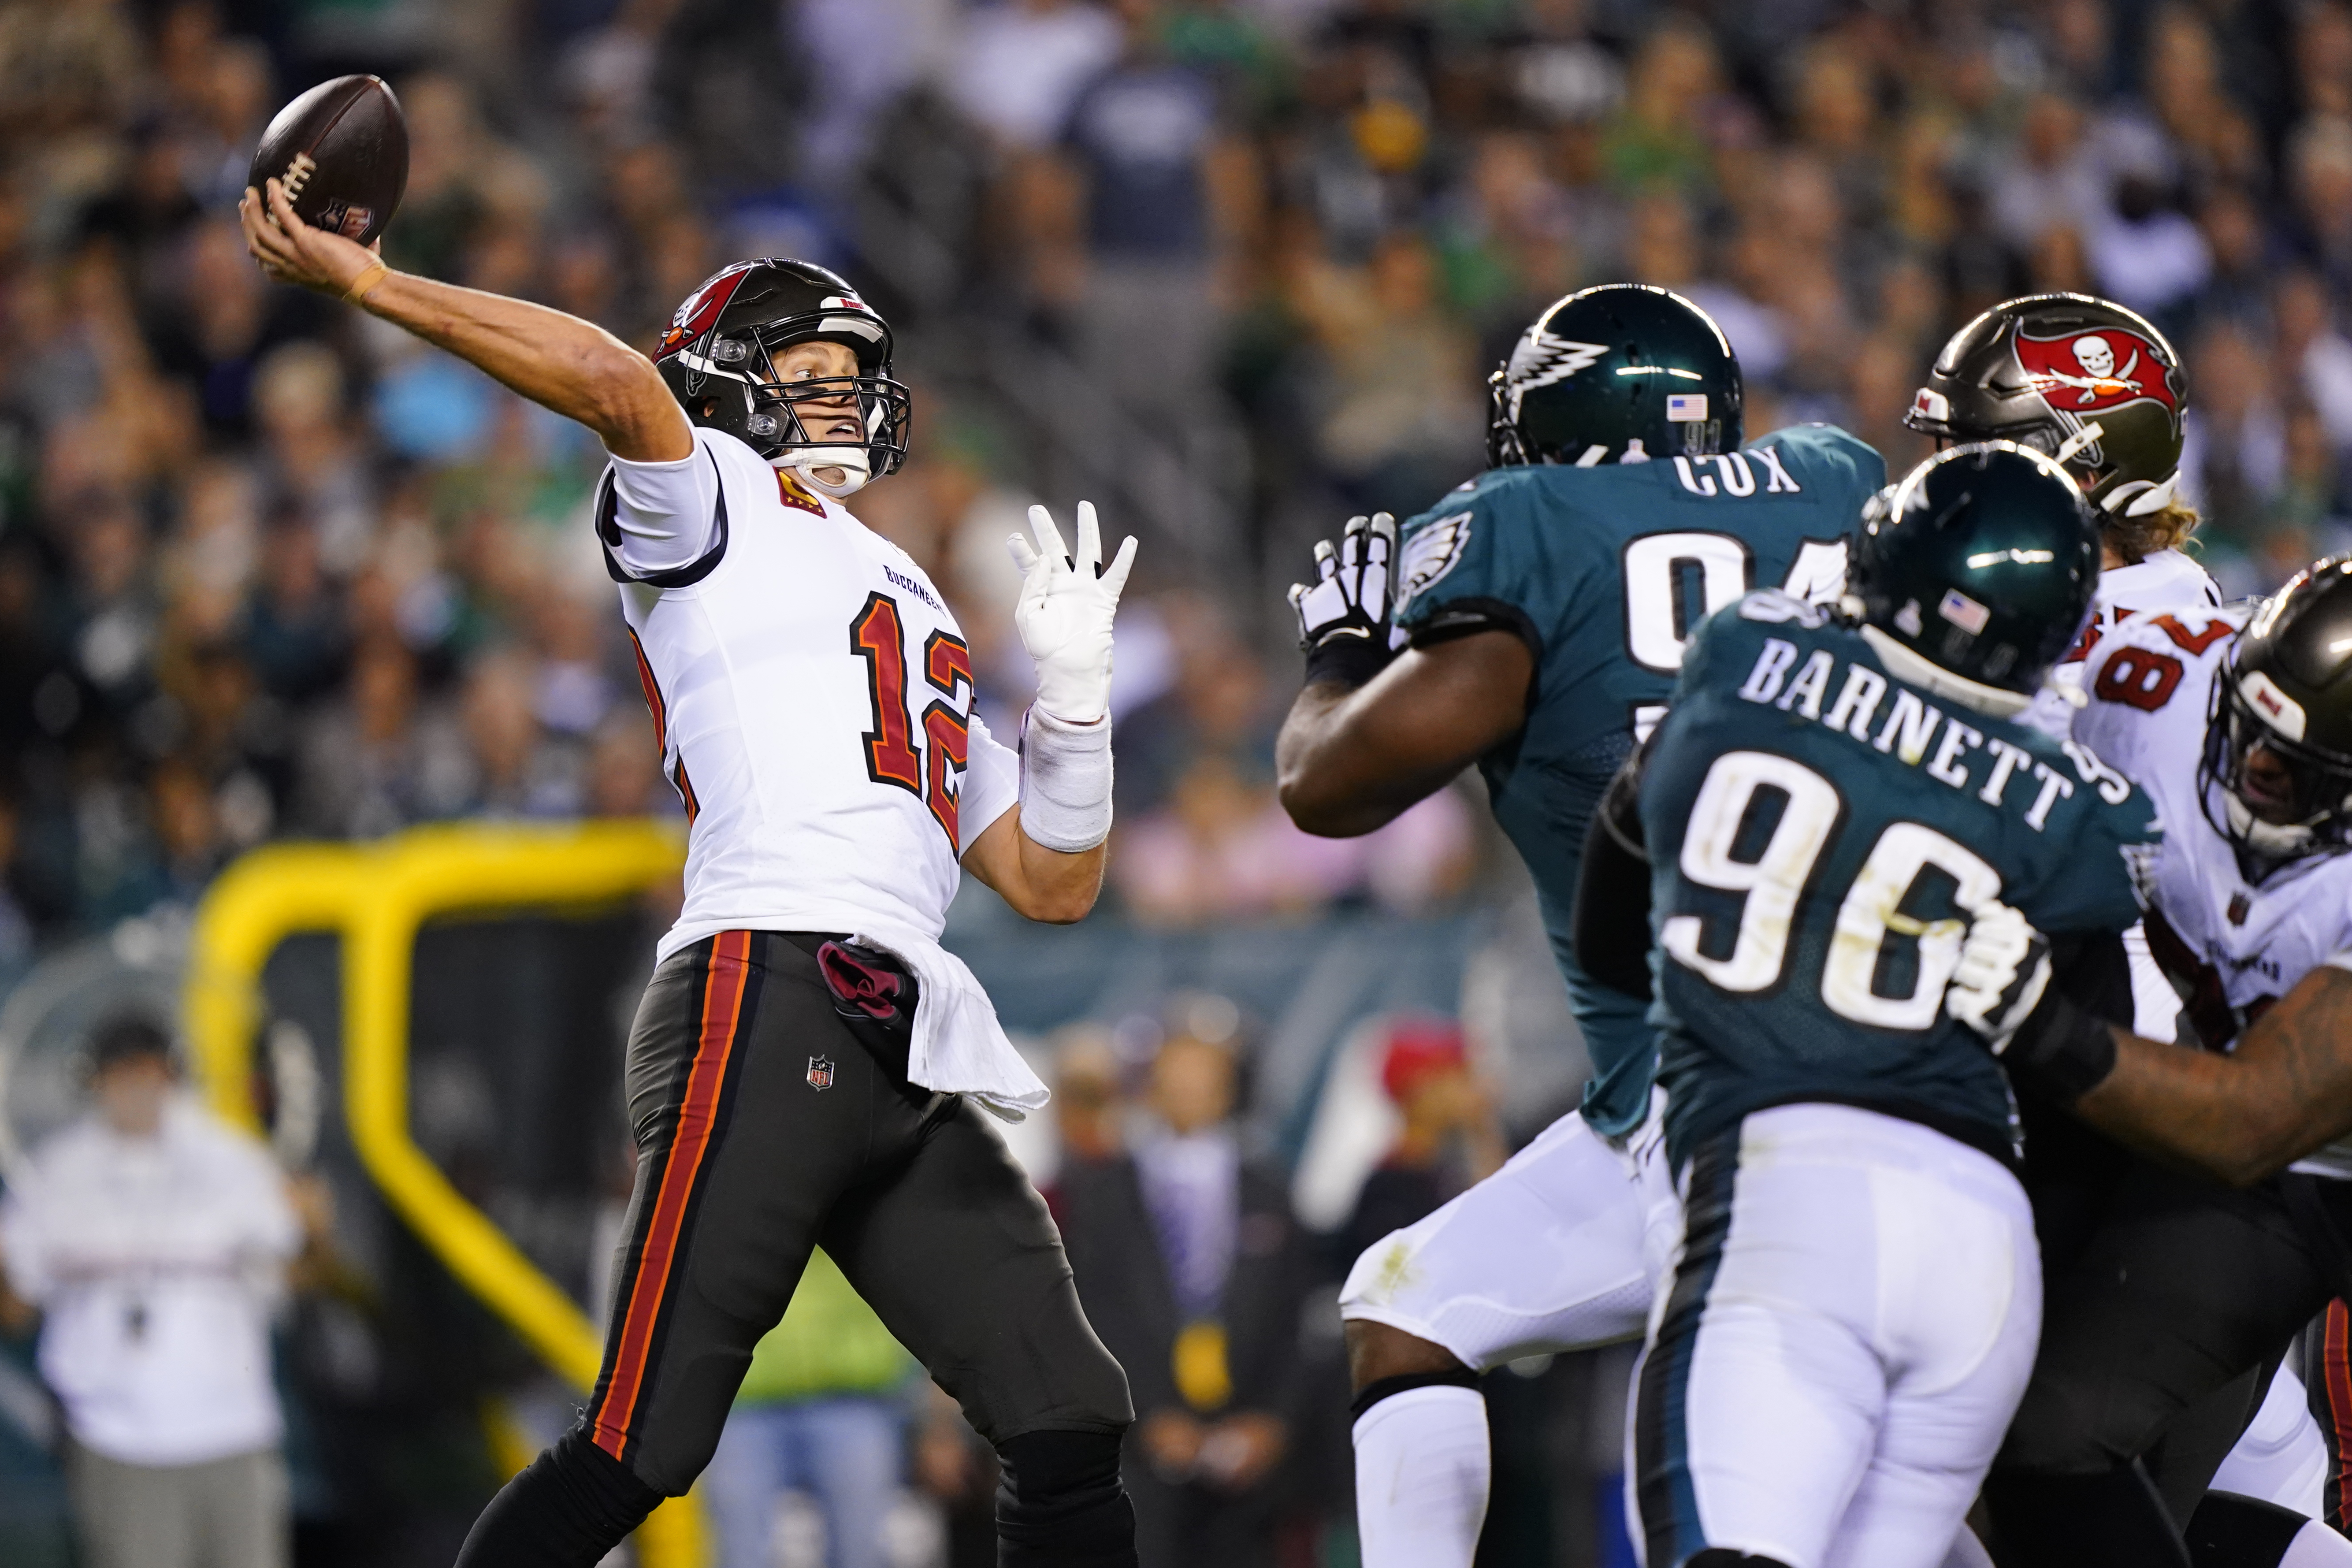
left=1393, top=424, right=1884, bottom=1136
left=1642, top=592, right=2162, bottom=1170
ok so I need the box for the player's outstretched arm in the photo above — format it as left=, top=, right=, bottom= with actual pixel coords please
left=1949, top=908, right=2352, bottom=1185
left=2074, top=967, right=2352, bottom=1186
left=1275, top=514, right=1530, bottom=837
left=238, top=180, right=690, bottom=463
left=961, top=502, right=1135, bottom=924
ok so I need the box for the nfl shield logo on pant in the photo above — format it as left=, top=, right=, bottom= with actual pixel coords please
left=806, top=1055, right=836, bottom=1091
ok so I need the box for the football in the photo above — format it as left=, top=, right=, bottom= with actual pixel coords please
left=247, top=74, right=408, bottom=247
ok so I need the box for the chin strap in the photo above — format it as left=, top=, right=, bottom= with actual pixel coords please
left=2220, top=787, right=2322, bottom=858
left=779, top=445, right=872, bottom=498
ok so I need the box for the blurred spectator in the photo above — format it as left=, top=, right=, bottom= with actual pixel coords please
left=2276, top=269, right=2352, bottom=455
left=0, top=1014, right=299, bottom=1568
left=1065, top=7, right=1225, bottom=416
left=951, top=0, right=1123, bottom=150
left=2179, top=320, right=2288, bottom=546
left=1337, top=1018, right=1504, bottom=1272
left=702, top=1249, right=916, bottom=1568
left=1055, top=1021, right=1310, bottom=1568
left=1991, top=93, right=2106, bottom=253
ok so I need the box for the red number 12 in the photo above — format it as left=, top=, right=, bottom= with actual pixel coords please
left=851, top=594, right=972, bottom=847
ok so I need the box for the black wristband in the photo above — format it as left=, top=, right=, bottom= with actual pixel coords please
left=2006, top=988, right=2119, bottom=1105
left=1304, top=631, right=1394, bottom=689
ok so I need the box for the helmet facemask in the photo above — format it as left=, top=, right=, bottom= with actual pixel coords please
left=2200, top=668, right=2352, bottom=866
left=685, top=326, right=910, bottom=495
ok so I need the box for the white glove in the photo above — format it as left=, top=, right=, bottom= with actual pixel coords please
left=1008, top=501, right=1138, bottom=725
left=1945, top=901, right=2055, bottom=1055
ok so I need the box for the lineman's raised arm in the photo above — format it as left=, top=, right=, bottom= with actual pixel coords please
left=238, top=179, right=690, bottom=463
left=1274, top=512, right=1531, bottom=837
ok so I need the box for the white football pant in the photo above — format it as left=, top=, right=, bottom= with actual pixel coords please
left=1630, top=1104, right=2040, bottom=1568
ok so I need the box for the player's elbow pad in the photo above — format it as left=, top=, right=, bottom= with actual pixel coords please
left=1019, top=705, right=1113, bottom=852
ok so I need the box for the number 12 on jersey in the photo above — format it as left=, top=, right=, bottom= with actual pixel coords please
left=1663, top=749, right=2001, bottom=1030
left=851, top=592, right=972, bottom=850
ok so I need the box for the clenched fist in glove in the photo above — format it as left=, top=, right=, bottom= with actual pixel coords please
left=1009, top=501, right=1138, bottom=725
left=1945, top=902, right=2053, bottom=1053
left=1945, top=901, right=2120, bottom=1104
left=1289, top=512, right=1398, bottom=689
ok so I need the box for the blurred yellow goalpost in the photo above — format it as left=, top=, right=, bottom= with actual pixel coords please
left=180, top=821, right=708, bottom=1568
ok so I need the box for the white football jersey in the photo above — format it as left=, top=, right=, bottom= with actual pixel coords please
left=2029, top=548, right=2222, bottom=731
left=2075, top=606, right=2352, bottom=1180
left=598, top=427, right=1021, bottom=962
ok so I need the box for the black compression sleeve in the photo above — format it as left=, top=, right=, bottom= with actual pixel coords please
left=1575, top=754, right=1653, bottom=1002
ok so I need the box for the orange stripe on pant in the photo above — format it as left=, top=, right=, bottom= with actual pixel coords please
left=2328, top=1300, right=2352, bottom=1528
left=591, top=930, right=754, bottom=1461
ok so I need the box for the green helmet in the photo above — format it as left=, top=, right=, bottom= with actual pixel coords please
left=1486, top=284, right=1742, bottom=468
left=1845, top=442, right=2101, bottom=714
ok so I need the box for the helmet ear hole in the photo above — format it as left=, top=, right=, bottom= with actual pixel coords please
left=700, top=399, right=720, bottom=418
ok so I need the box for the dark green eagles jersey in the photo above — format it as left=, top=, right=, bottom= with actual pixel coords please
left=1392, top=424, right=1885, bottom=1135
left=1642, top=591, right=2162, bottom=1169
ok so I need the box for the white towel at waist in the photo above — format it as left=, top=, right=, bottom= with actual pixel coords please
left=851, top=921, right=1050, bottom=1122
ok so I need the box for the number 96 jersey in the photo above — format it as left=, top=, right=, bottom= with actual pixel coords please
left=1642, top=592, right=2162, bottom=1170
left=597, top=427, right=1022, bottom=964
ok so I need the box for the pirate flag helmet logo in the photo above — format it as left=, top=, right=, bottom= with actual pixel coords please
left=1905, top=293, right=2187, bottom=520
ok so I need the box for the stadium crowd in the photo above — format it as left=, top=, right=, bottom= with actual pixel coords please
left=1, top=1, right=2351, bottom=1564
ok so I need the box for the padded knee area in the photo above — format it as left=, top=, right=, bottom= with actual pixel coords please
left=996, top=1427, right=1137, bottom=1568
left=452, top=1427, right=666, bottom=1568
left=1983, top=1464, right=2193, bottom=1568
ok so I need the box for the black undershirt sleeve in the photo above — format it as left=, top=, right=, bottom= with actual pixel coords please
left=1574, top=750, right=1654, bottom=1003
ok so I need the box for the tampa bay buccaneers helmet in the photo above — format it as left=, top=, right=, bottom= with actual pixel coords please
left=1487, top=284, right=1742, bottom=468
left=1843, top=442, right=2101, bottom=717
left=2202, top=557, right=2352, bottom=864
left=653, top=258, right=911, bottom=497
left=1905, top=293, right=2185, bottom=520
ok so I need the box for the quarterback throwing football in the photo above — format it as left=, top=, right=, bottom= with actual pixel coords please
left=241, top=184, right=1142, bottom=1567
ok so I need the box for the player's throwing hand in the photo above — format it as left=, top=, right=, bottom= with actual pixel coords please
left=238, top=178, right=382, bottom=299
left=1009, top=502, right=1137, bottom=725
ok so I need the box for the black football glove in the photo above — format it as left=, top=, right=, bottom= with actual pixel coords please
left=1289, top=512, right=1398, bottom=688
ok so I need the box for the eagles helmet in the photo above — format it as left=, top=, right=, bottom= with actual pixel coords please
left=2200, top=557, right=2352, bottom=864
left=1487, top=284, right=1741, bottom=468
left=1843, top=442, right=2101, bottom=717
left=1904, top=293, right=2186, bottom=520
left=653, top=258, right=912, bottom=498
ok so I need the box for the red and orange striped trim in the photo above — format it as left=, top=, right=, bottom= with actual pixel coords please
left=589, top=930, right=756, bottom=1461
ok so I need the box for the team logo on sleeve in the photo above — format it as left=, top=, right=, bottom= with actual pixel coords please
left=1394, top=512, right=1472, bottom=613
left=807, top=1055, right=836, bottom=1091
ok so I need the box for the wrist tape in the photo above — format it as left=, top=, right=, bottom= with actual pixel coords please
left=1303, top=631, right=1393, bottom=690
left=1019, top=705, right=1113, bottom=852
left=2006, top=988, right=2120, bottom=1106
